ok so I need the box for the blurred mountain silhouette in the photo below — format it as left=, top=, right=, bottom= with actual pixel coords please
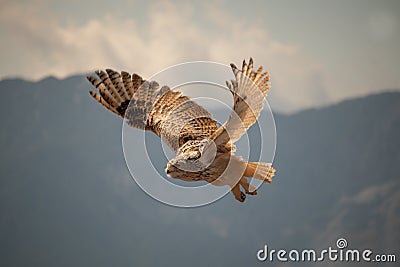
left=0, top=75, right=399, bottom=266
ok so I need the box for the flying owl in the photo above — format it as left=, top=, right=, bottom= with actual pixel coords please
left=87, top=58, right=275, bottom=202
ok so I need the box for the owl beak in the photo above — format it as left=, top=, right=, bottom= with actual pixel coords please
left=166, top=169, right=171, bottom=174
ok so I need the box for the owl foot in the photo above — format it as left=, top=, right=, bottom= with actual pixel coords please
left=240, top=177, right=258, bottom=195
left=231, top=184, right=246, bottom=202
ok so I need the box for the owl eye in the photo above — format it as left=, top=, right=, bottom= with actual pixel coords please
left=187, top=152, right=201, bottom=160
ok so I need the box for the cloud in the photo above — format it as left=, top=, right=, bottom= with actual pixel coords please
left=368, top=11, right=398, bottom=41
left=340, top=180, right=397, bottom=205
left=0, top=0, right=328, bottom=112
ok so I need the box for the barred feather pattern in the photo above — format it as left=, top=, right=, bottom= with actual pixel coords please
left=212, top=57, right=271, bottom=147
left=88, top=70, right=219, bottom=153
left=158, top=98, right=213, bottom=152
left=87, top=58, right=275, bottom=203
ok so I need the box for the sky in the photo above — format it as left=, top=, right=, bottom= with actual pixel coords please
left=1, top=0, right=399, bottom=112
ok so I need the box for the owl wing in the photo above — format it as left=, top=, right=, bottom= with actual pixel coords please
left=87, top=69, right=218, bottom=153
left=87, top=69, right=146, bottom=118
left=211, top=58, right=271, bottom=149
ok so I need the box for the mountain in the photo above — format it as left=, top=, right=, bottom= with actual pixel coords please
left=0, top=75, right=399, bottom=266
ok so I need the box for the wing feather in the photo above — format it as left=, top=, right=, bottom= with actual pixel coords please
left=212, top=58, right=271, bottom=147
left=87, top=70, right=146, bottom=118
left=106, top=69, right=130, bottom=99
left=95, top=70, right=123, bottom=104
left=87, top=75, right=119, bottom=108
left=121, top=71, right=135, bottom=98
left=155, top=93, right=213, bottom=152
left=87, top=69, right=230, bottom=153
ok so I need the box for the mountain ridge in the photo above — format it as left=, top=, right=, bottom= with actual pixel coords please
left=2, top=74, right=399, bottom=115
left=0, top=74, right=399, bottom=267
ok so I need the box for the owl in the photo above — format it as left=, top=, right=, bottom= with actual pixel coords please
left=87, top=58, right=275, bottom=202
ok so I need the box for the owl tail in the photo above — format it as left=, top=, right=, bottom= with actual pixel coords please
left=87, top=69, right=145, bottom=117
left=244, top=161, right=275, bottom=184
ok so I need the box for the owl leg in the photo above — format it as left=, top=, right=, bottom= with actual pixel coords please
left=239, top=177, right=257, bottom=195
left=231, top=183, right=246, bottom=202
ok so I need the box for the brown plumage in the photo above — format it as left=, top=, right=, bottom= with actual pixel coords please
left=87, top=58, right=275, bottom=202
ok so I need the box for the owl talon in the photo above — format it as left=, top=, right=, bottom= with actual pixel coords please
left=241, top=192, right=246, bottom=201
left=239, top=177, right=257, bottom=195
left=246, top=189, right=257, bottom=195
left=232, top=184, right=246, bottom=202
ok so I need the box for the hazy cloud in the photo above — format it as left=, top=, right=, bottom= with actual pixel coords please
left=0, top=0, right=329, bottom=112
left=340, top=180, right=397, bottom=205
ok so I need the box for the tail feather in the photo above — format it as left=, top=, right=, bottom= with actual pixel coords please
left=244, top=161, right=275, bottom=183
